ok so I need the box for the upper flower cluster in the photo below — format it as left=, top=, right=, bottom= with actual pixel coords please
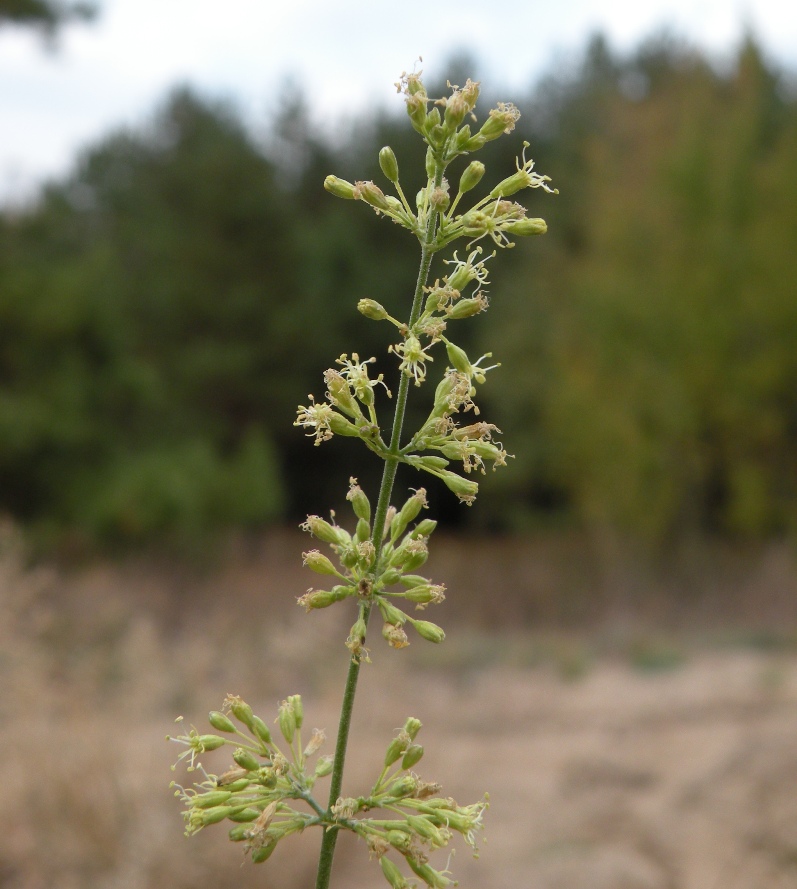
left=324, top=74, right=556, bottom=252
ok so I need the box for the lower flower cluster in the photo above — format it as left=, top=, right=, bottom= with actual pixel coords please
left=168, top=697, right=487, bottom=887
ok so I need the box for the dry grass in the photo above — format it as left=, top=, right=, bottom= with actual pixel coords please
left=2, top=523, right=797, bottom=889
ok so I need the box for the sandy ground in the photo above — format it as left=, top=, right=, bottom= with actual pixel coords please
left=2, top=527, right=797, bottom=889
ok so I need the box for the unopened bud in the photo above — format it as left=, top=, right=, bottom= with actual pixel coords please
left=251, top=840, right=278, bottom=863
left=251, top=716, right=272, bottom=745
left=401, top=743, right=424, bottom=769
left=356, top=181, right=391, bottom=212
left=445, top=341, right=472, bottom=375
left=194, top=790, right=233, bottom=809
left=379, top=146, right=400, bottom=183
left=384, top=733, right=409, bottom=767
left=404, top=717, right=422, bottom=739
left=503, top=217, right=547, bottom=237
left=381, top=856, right=410, bottom=889
left=278, top=700, right=297, bottom=744
left=233, top=749, right=260, bottom=771
left=458, top=161, right=485, bottom=194
left=324, top=175, right=357, bottom=199
left=226, top=696, right=255, bottom=731
left=288, top=694, right=303, bottom=730
left=411, top=518, right=437, bottom=538
left=228, top=808, right=260, bottom=824
left=357, top=298, right=388, bottom=320
left=208, top=711, right=236, bottom=733
left=446, top=295, right=488, bottom=319
left=410, top=619, right=446, bottom=644
left=391, top=488, right=428, bottom=540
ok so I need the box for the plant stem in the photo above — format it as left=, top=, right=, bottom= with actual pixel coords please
left=313, top=168, right=443, bottom=889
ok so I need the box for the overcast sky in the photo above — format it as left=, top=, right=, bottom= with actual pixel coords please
left=1, top=0, right=795, bottom=204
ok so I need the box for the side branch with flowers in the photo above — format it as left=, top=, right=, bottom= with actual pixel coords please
left=169, top=68, right=555, bottom=889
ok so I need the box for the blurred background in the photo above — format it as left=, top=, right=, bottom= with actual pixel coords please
left=2, top=2, right=797, bottom=888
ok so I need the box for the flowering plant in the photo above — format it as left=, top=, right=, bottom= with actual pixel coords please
left=169, top=67, right=555, bottom=889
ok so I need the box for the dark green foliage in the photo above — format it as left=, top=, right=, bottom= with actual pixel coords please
left=1, top=35, right=796, bottom=547
left=0, top=0, right=95, bottom=32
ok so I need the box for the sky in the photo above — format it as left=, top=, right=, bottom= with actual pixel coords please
left=1, top=0, right=795, bottom=205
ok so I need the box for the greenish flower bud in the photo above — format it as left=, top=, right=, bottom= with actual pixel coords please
left=199, top=805, right=230, bottom=826
left=288, top=694, right=303, bottom=730
left=446, top=295, right=487, bottom=319
left=328, top=412, right=361, bottom=438
left=324, top=370, right=360, bottom=417
left=232, top=748, right=260, bottom=771
left=378, top=567, right=402, bottom=587
left=391, top=488, right=428, bottom=540
left=221, top=778, right=251, bottom=793
left=315, top=755, right=333, bottom=777
left=356, top=181, right=391, bottom=212
left=401, top=743, right=424, bottom=769
left=384, top=734, right=409, bottom=767
left=278, top=701, right=296, bottom=744
left=408, top=454, right=450, bottom=472
left=324, top=175, right=357, bottom=199
left=445, top=341, right=472, bottom=375
left=355, top=517, right=371, bottom=543
left=407, top=858, right=453, bottom=888
left=378, top=599, right=407, bottom=625
left=197, top=734, right=226, bottom=752
left=357, top=298, right=389, bottom=320
left=455, top=124, right=473, bottom=150
left=410, top=619, right=446, bottom=643
left=251, top=716, right=272, bottom=745
left=411, top=518, right=437, bottom=538
left=462, top=133, right=487, bottom=151
left=458, top=160, right=485, bottom=194
left=503, top=217, right=547, bottom=237
left=194, top=790, right=233, bottom=809
left=388, top=774, right=418, bottom=797
left=438, top=470, right=479, bottom=505
left=404, top=717, right=422, bottom=740
left=227, top=807, right=261, bottom=823
left=226, top=696, right=255, bottom=730
left=251, top=840, right=278, bottom=863
left=405, top=92, right=428, bottom=132
left=444, top=91, right=469, bottom=132
left=229, top=824, right=250, bottom=840
left=302, top=550, right=338, bottom=576
left=208, top=711, right=236, bottom=733
left=423, top=107, right=441, bottom=136
left=298, top=587, right=348, bottom=611
left=379, top=146, right=400, bottom=183
left=381, top=856, right=410, bottom=889
left=425, top=147, right=435, bottom=179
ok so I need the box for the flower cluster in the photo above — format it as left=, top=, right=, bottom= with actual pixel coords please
left=299, top=480, right=447, bottom=660
left=295, top=352, right=389, bottom=450
left=170, top=699, right=487, bottom=887
left=168, top=694, right=329, bottom=863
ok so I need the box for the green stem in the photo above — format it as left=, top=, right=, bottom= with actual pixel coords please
left=313, top=166, right=444, bottom=889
